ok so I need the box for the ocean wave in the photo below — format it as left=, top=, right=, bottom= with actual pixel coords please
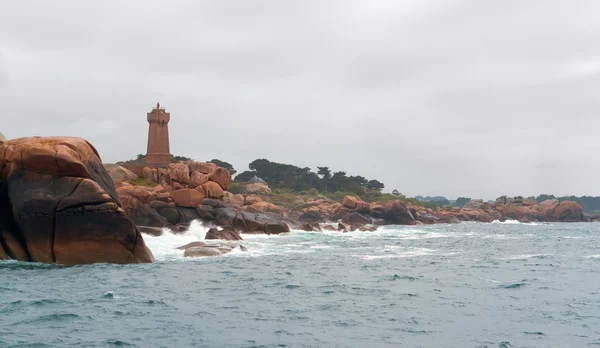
left=492, top=219, right=521, bottom=224
left=501, top=253, right=554, bottom=260
left=143, top=220, right=212, bottom=261
left=359, top=247, right=435, bottom=260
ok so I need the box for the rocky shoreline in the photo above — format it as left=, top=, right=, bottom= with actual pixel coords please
left=0, top=136, right=593, bottom=265
left=110, top=160, right=590, bottom=232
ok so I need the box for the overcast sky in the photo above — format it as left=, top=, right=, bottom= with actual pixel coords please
left=2, top=1, right=600, bottom=199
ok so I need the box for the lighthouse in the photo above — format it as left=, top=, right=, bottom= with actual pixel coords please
left=145, top=102, right=171, bottom=166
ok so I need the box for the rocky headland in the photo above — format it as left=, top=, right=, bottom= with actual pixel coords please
left=110, top=160, right=589, bottom=235
left=0, top=135, right=592, bottom=265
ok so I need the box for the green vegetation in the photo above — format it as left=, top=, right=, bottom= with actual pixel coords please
left=119, top=154, right=192, bottom=167
left=233, top=158, right=385, bottom=196
left=208, top=159, right=237, bottom=175
left=129, top=178, right=159, bottom=187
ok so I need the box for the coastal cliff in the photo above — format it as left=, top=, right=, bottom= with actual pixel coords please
left=0, top=137, right=154, bottom=265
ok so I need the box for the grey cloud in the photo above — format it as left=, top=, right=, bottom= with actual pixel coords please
left=2, top=0, right=600, bottom=199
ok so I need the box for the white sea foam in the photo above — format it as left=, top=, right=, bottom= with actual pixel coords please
left=500, top=253, right=554, bottom=260
left=359, top=247, right=435, bottom=260
left=143, top=220, right=212, bottom=261
left=492, top=219, right=521, bottom=224
left=491, top=219, right=542, bottom=226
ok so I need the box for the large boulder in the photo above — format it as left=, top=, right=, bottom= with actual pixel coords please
left=193, top=199, right=290, bottom=234
left=167, top=162, right=190, bottom=186
left=197, top=181, right=225, bottom=200
left=205, top=227, right=242, bottom=240
left=243, top=201, right=285, bottom=215
left=298, top=210, right=322, bottom=223
left=171, top=188, right=204, bottom=208
left=245, top=194, right=263, bottom=205
left=554, top=201, right=585, bottom=222
left=382, top=200, right=417, bottom=225
left=0, top=132, right=6, bottom=143
left=0, top=137, right=154, bottom=265
left=104, top=164, right=138, bottom=183
left=342, top=212, right=370, bottom=225
left=189, top=170, right=209, bottom=188
left=117, top=185, right=168, bottom=227
left=208, top=167, right=231, bottom=191
left=342, top=195, right=359, bottom=209
left=223, top=192, right=245, bottom=207
left=187, top=161, right=217, bottom=174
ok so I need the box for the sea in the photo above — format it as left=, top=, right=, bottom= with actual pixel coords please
left=1, top=221, right=600, bottom=348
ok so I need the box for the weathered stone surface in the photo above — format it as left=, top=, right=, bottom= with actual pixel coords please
left=342, top=212, right=369, bottom=226
left=142, top=166, right=154, bottom=182
left=208, top=167, right=231, bottom=191
left=537, top=199, right=560, bottom=217
left=298, top=210, right=322, bottom=222
left=198, top=181, right=225, bottom=200
left=179, top=240, right=246, bottom=257
left=196, top=201, right=291, bottom=235
left=342, top=195, right=359, bottom=209
left=322, top=224, right=337, bottom=231
left=205, top=227, right=243, bottom=240
left=171, top=188, right=204, bottom=208
left=189, top=171, right=209, bottom=188
left=224, top=192, right=245, bottom=207
left=243, top=201, right=285, bottom=215
left=382, top=200, right=416, bottom=225
left=184, top=246, right=230, bottom=257
left=265, top=221, right=292, bottom=234
left=104, top=164, right=138, bottom=183
left=245, top=194, right=263, bottom=205
left=299, top=222, right=322, bottom=232
left=167, top=162, right=190, bottom=186
left=0, top=137, right=154, bottom=265
left=117, top=186, right=167, bottom=227
left=187, top=161, right=217, bottom=174
left=554, top=201, right=584, bottom=222
left=138, top=226, right=164, bottom=236
left=244, top=182, right=271, bottom=194
left=176, top=241, right=207, bottom=250
left=176, top=207, right=200, bottom=223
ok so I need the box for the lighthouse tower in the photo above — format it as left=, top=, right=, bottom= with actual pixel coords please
left=146, top=102, right=171, bottom=166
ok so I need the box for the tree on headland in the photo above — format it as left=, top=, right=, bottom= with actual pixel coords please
left=234, top=170, right=257, bottom=182
left=331, top=171, right=347, bottom=192
left=209, top=159, right=237, bottom=175
left=171, top=155, right=192, bottom=162
left=535, top=194, right=556, bottom=202
left=366, top=179, right=384, bottom=192
left=455, top=197, right=471, bottom=207
left=317, top=166, right=331, bottom=192
left=232, top=158, right=389, bottom=198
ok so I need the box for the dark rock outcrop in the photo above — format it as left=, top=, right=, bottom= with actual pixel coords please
left=177, top=240, right=247, bottom=257
left=205, top=227, right=243, bottom=240
left=197, top=199, right=291, bottom=234
left=0, top=137, right=154, bottom=265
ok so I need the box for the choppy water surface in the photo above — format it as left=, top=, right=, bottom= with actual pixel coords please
left=2, top=221, right=600, bottom=347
